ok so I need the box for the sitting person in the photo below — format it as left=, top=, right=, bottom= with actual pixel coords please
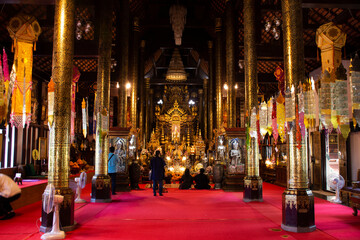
left=194, top=168, right=211, bottom=189
left=0, top=173, right=21, bottom=220
left=179, top=169, right=193, bottom=189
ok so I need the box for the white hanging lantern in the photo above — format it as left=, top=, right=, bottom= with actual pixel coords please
left=259, top=101, right=268, bottom=138
left=350, top=54, right=360, bottom=125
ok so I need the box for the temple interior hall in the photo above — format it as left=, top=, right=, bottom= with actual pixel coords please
left=0, top=0, right=360, bottom=239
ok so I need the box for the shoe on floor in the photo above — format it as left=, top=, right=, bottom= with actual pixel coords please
left=0, top=211, right=15, bottom=220
left=154, top=193, right=156, bottom=196
left=159, top=193, right=163, bottom=196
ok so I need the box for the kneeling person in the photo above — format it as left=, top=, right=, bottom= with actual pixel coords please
left=194, top=168, right=211, bottom=189
left=0, top=173, right=21, bottom=220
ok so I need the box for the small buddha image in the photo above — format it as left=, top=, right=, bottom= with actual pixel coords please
left=230, top=139, right=240, bottom=165
left=129, top=135, right=136, bottom=159
left=217, top=136, right=226, bottom=161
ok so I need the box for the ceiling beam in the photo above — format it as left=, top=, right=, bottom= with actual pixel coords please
left=238, top=45, right=319, bottom=60
left=302, top=0, right=360, bottom=9
left=151, top=78, right=203, bottom=86
left=32, top=41, right=98, bottom=57
left=0, top=0, right=93, bottom=5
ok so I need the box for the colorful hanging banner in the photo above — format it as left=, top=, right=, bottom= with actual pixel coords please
left=10, top=41, right=33, bottom=128
left=71, top=65, right=80, bottom=142
left=276, top=93, right=286, bottom=142
left=350, top=54, right=360, bottom=126
left=298, top=88, right=306, bottom=138
left=267, top=97, right=273, bottom=134
left=274, top=66, right=285, bottom=96
left=0, top=55, right=6, bottom=122
left=82, top=98, right=88, bottom=138
left=48, top=79, right=55, bottom=128
left=7, top=15, right=41, bottom=128
left=272, top=98, right=278, bottom=144
left=285, top=85, right=295, bottom=123
left=319, top=71, right=333, bottom=130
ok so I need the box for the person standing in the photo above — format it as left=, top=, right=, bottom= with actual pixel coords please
left=0, top=173, right=21, bottom=220
left=108, top=146, right=120, bottom=195
left=150, top=150, right=166, bottom=196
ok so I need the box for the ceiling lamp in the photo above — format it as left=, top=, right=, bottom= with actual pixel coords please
left=169, top=4, right=187, bottom=46
left=166, top=48, right=187, bottom=82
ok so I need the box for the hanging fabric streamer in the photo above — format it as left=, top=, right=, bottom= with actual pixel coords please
left=259, top=101, right=268, bottom=138
left=319, top=70, right=333, bottom=131
left=274, top=66, right=285, bottom=96
left=93, top=92, right=97, bottom=138
left=298, top=87, right=306, bottom=138
left=285, top=85, right=296, bottom=132
left=267, top=97, right=273, bottom=134
left=333, top=64, right=350, bottom=138
left=71, top=66, right=80, bottom=142
left=272, top=98, right=278, bottom=144
left=47, top=79, right=55, bottom=128
left=82, top=98, right=88, bottom=138
left=303, top=77, right=316, bottom=129
left=7, top=15, right=41, bottom=128
left=250, top=107, right=257, bottom=138
left=277, top=93, right=286, bottom=142
left=0, top=55, right=6, bottom=122
left=9, top=42, right=33, bottom=128
left=350, top=54, right=360, bottom=126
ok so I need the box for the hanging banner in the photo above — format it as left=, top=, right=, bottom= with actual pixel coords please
left=274, top=66, right=285, bottom=96
left=276, top=93, right=285, bottom=142
left=71, top=65, right=80, bottom=142
left=48, top=79, right=55, bottom=128
left=10, top=41, right=33, bottom=128
left=82, top=98, right=88, bottom=138
left=7, top=15, right=41, bottom=128
left=0, top=55, right=6, bottom=122
left=272, top=98, right=278, bottom=144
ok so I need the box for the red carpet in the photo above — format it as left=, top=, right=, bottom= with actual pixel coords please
left=0, top=183, right=359, bottom=240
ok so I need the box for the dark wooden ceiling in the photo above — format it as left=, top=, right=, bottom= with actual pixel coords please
left=0, top=0, right=359, bottom=93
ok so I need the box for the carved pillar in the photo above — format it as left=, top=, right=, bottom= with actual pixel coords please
left=145, top=78, right=150, bottom=142
left=198, top=89, right=203, bottom=136
left=281, top=0, right=315, bottom=232
left=139, top=40, right=145, bottom=145
left=243, top=0, right=263, bottom=203
left=40, top=0, right=75, bottom=232
left=149, top=88, right=154, bottom=137
left=215, top=18, right=223, bottom=130
left=130, top=17, right=140, bottom=128
left=225, top=0, right=236, bottom=128
left=203, top=79, right=208, bottom=141
left=117, top=0, right=129, bottom=127
left=208, top=41, right=214, bottom=141
left=91, top=0, right=113, bottom=203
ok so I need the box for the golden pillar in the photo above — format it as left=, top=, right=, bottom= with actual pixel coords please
left=243, top=0, right=263, bottom=202
left=118, top=0, right=130, bottom=127
left=139, top=40, right=146, bottom=145
left=198, top=89, right=203, bottom=136
left=91, top=0, right=113, bottom=203
left=215, top=18, right=223, bottom=130
left=203, top=79, right=208, bottom=141
left=40, top=0, right=75, bottom=232
left=145, top=78, right=150, bottom=143
left=208, top=41, right=214, bottom=141
left=130, top=17, right=140, bottom=128
left=225, top=0, right=236, bottom=128
left=281, top=0, right=315, bottom=232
